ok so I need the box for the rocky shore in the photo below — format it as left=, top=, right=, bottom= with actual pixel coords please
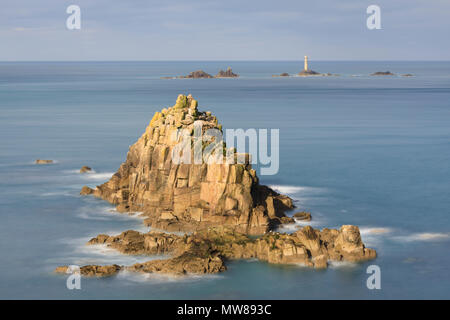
left=57, top=94, right=376, bottom=277
left=56, top=225, right=376, bottom=276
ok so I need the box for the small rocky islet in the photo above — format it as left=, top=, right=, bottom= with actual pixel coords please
left=162, top=67, right=239, bottom=79
left=56, top=94, right=376, bottom=277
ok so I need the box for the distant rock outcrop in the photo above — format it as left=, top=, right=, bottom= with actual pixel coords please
left=215, top=67, right=239, bottom=78
left=272, top=73, right=290, bottom=77
left=80, top=166, right=92, bottom=173
left=164, top=68, right=239, bottom=79
left=81, top=94, right=294, bottom=235
left=298, top=69, right=320, bottom=76
left=371, top=71, right=395, bottom=76
left=55, top=225, right=376, bottom=276
left=179, top=70, right=213, bottom=79
left=35, top=159, right=53, bottom=164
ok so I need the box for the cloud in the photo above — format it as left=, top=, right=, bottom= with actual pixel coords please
left=0, top=0, right=449, bottom=60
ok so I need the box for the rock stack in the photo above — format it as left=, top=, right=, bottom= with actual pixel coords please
left=81, top=94, right=294, bottom=235
left=64, top=94, right=377, bottom=277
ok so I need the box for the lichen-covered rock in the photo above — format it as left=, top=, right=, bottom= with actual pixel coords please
left=83, top=94, right=294, bottom=234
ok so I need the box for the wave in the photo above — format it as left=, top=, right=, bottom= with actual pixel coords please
left=52, top=236, right=158, bottom=267
left=116, top=269, right=224, bottom=284
left=328, top=261, right=358, bottom=269
left=40, top=190, right=75, bottom=197
left=269, top=185, right=324, bottom=195
left=76, top=204, right=145, bottom=222
left=359, top=227, right=393, bottom=235
left=393, top=232, right=450, bottom=242
left=81, top=172, right=114, bottom=181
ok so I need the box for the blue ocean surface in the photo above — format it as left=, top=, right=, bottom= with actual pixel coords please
left=0, top=61, right=449, bottom=299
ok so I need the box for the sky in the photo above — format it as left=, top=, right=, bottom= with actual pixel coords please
left=1, top=0, right=449, bottom=61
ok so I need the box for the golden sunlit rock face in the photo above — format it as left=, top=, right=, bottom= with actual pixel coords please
left=81, top=94, right=294, bottom=235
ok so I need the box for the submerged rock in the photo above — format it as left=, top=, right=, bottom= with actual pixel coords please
left=82, top=94, right=294, bottom=235
left=35, top=159, right=53, bottom=164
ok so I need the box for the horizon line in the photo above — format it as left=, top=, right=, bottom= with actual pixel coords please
left=1, top=59, right=450, bottom=63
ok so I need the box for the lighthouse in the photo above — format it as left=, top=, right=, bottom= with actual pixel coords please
left=304, top=56, right=308, bottom=71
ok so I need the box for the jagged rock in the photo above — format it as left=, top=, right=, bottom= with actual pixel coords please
left=293, top=211, right=311, bottom=221
left=35, top=159, right=53, bottom=164
left=179, top=70, right=213, bottom=79
left=371, top=71, right=395, bottom=76
left=80, top=166, right=92, bottom=173
left=82, top=94, right=294, bottom=234
left=73, top=225, right=376, bottom=276
left=215, top=67, right=239, bottom=78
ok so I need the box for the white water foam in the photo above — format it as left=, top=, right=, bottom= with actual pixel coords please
left=53, top=236, right=160, bottom=266
left=76, top=204, right=145, bottom=222
left=328, top=261, right=358, bottom=269
left=393, top=232, right=450, bottom=242
left=116, top=269, right=224, bottom=284
left=359, top=227, right=393, bottom=247
left=269, top=185, right=324, bottom=196
left=81, top=172, right=114, bottom=181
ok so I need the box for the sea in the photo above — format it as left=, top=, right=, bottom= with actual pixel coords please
left=0, top=61, right=449, bottom=299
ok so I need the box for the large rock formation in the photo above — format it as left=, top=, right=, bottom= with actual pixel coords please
left=55, top=225, right=376, bottom=276
left=81, top=94, right=294, bottom=234
left=59, top=94, right=377, bottom=278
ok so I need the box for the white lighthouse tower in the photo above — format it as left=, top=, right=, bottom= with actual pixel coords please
left=304, top=56, right=309, bottom=71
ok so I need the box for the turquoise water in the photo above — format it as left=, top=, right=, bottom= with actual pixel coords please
left=0, top=61, right=449, bottom=299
